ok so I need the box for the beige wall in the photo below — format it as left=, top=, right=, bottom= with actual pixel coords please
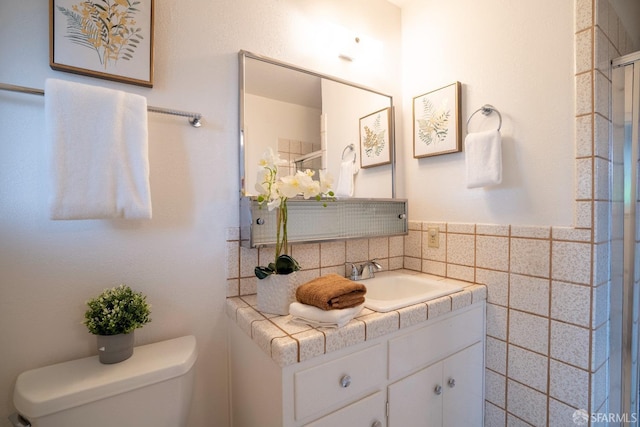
left=0, top=1, right=401, bottom=426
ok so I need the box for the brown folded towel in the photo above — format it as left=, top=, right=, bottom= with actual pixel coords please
left=296, top=274, right=367, bottom=310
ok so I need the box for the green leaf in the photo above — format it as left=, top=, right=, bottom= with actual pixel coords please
left=254, top=266, right=274, bottom=279
left=275, top=254, right=300, bottom=275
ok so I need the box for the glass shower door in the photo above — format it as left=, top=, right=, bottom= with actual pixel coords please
left=612, top=51, right=640, bottom=425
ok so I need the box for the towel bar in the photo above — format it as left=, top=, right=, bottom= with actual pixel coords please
left=0, top=82, right=203, bottom=128
left=466, top=104, right=502, bottom=134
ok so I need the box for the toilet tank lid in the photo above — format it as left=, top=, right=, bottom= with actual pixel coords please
left=13, top=335, right=197, bottom=418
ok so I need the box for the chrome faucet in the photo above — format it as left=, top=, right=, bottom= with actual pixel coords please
left=348, top=259, right=383, bottom=281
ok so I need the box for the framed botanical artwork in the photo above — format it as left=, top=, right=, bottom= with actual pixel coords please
left=413, top=81, right=461, bottom=158
left=49, top=0, right=154, bottom=87
left=359, top=107, right=391, bottom=168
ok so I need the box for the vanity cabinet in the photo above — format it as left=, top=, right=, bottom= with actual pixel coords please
left=387, top=342, right=484, bottom=426
left=229, top=302, right=484, bottom=427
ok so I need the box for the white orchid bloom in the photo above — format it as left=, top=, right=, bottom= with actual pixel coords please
left=278, top=174, right=304, bottom=199
left=293, top=171, right=322, bottom=199
left=258, top=148, right=278, bottom=169
left=255, top=148, right=334, bottom=212
left=303, top=181, right=321, bottom=199
left=319, top=170, right=333, bottom=194
left=266, top=196, right=281, bottom=211
left=255, top=168, right=271, bottom=196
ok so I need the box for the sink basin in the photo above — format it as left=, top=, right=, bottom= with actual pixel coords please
left=363, top=271, right=464, bottom=312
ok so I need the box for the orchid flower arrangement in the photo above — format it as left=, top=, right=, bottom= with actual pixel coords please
left=254, top=148, right=334, bottom=279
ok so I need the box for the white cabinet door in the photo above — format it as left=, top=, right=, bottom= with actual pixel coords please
left=305, top=391, right=386, bottom=427
left=387, top=342, right=483, bottom=427
left=387, top=362, right=442, bottom=427
left=442, top=342, right=484, bottom=427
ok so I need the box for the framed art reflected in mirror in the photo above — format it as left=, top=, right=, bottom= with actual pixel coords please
left=359, top=107, right=391, bottom=168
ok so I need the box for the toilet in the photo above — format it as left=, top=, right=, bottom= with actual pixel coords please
left=10, top=335, right=197, bottom=427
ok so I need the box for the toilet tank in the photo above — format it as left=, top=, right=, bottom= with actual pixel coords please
left=12, top=335, right=197, bottom=427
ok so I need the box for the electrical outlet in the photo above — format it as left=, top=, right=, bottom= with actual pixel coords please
left=427, top=227, right=439, bottom=248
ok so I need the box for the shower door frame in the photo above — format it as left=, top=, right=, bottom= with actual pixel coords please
left=612, top=50, right=640, bottom=425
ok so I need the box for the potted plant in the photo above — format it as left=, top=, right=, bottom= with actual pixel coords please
left=84, top=284, right=151, bottom=364
left=253, top=148, right=334, bottom=314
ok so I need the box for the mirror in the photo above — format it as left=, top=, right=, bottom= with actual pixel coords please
left=239, top=50, right=395, bottom=199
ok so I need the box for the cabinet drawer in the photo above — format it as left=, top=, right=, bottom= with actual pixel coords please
left=388, top=304, right=484, bottom=380
left=305, top=391, right=386, bottom=427
left=295, top=344, right=385, bottom=421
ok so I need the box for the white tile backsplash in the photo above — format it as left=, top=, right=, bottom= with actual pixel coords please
left=549, top=360, right=590, bottom=410
left=550, top=320, right=590, bottom=369
left=508, top=345, right=548, bottom=393
left=476, top=235, right=509, bottom=271
left=508, top=310, right=549, bottom=355
left=486, top=336, right=507, bottom=375
left=506, top=380, right=548, bottom=427
left=509, top=274, right=550, bottom=317
left=510, top=238, right=551, bottom=278
left=551, top=241, right=592, bottom=285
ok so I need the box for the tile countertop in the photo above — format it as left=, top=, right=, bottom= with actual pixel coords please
left=225, top=270, right=487, bottom=368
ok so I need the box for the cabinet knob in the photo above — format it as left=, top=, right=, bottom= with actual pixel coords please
left=448, top=378, right=456, bottom=388
left=340, top=375, right=352, bottom=388
left=434, top=384, right=442, bottom=395
left=371, top=421, right=382, bottom=427
left=256, top=218, right=265, bottom=225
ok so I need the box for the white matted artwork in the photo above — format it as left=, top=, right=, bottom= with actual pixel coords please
left=359, top=107, right=391, bottom=168
left=413, top=81, right=461, bottom=158
left=50, top=0, right=154, bottom=87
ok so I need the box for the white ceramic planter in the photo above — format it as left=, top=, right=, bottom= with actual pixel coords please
left=257, top=273, right=300, bottom=315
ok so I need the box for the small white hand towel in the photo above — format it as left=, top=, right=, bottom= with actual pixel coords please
left=289, top=302, right=364, bottom=328
left=45, top=78, right=151, bottom=219
left=334, top=159, right=358, bottom=198
left=464, top=129, right=502, bottom=189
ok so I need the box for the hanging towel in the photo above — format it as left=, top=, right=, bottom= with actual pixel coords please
left=296, top=274, right=367, bottom=310
left=45, top=78, right=151, bottom=220
left=289, top=302, right=364, bottom=328
left=334, top=159, right=358, bottom=198
left=464, top=129, right=502, bottom=189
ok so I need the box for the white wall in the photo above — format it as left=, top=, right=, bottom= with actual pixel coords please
left=399, top=0, right=575, bottom=226
left=322, top=79, right=393, bottom=198
left=0, top=1, right=401, bottom=426
left=244, top=93, right=321, bottom=192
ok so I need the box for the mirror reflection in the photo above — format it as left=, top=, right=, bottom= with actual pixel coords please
left=239, top=51, right=395, bottom=199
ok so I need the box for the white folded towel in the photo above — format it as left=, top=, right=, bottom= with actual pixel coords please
left=334, top=159, right=358, bottom=198
left=45, top=78, right=152, bottom=220
left=289, top=302, right=364, bottom=328
left=465, top=129, right=502, bottom=189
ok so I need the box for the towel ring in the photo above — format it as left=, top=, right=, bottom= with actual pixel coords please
left=342, top=144, right=356, bottom=164
left=466, top=104, right=502, bottom=134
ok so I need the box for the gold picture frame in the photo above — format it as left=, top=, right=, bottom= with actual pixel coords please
left=50, top=0, right=154, bottom=87
left=359, top=107, right=392, bottom=168
left=413, top=81, right=461, bottom=158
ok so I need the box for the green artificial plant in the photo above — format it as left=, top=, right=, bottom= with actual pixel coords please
left=84, top=284, right=151, bottom=335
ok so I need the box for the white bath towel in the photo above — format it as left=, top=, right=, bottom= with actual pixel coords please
left=334, top=159, right=358, bottom=198
left=45, top=79, right=151, bottom=219
left=464, top=129, right=502, bottom=189
left=289, top=302, right=364, bottom=328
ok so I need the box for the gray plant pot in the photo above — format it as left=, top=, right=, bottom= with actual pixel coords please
left=96, top=332, right=134, bottom=364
